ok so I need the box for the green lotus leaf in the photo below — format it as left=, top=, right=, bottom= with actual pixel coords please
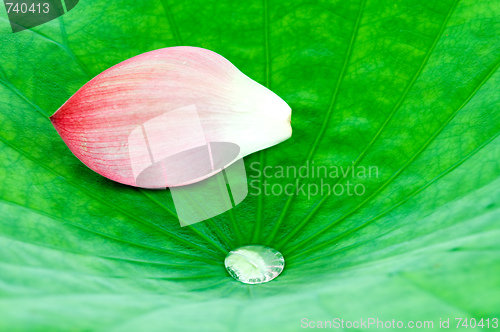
left=0, top=0, right=499, bottom=330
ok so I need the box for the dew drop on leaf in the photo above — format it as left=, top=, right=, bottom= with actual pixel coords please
left=224, top=245, right=285, bottom=284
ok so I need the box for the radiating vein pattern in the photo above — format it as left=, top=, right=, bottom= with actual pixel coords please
left=0, top=0, right=499, bottom=329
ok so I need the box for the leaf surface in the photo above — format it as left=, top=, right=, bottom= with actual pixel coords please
left=0, top=0, right=499, bottom=330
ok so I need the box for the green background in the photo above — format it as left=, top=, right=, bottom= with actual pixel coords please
left=0, top=0, right=499, bottom=330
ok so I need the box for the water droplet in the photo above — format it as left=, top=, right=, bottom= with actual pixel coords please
left=224, top=245, right=285, bottom=284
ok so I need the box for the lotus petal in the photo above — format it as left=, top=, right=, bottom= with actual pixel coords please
left=50, top=46, right=292, bottom=188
